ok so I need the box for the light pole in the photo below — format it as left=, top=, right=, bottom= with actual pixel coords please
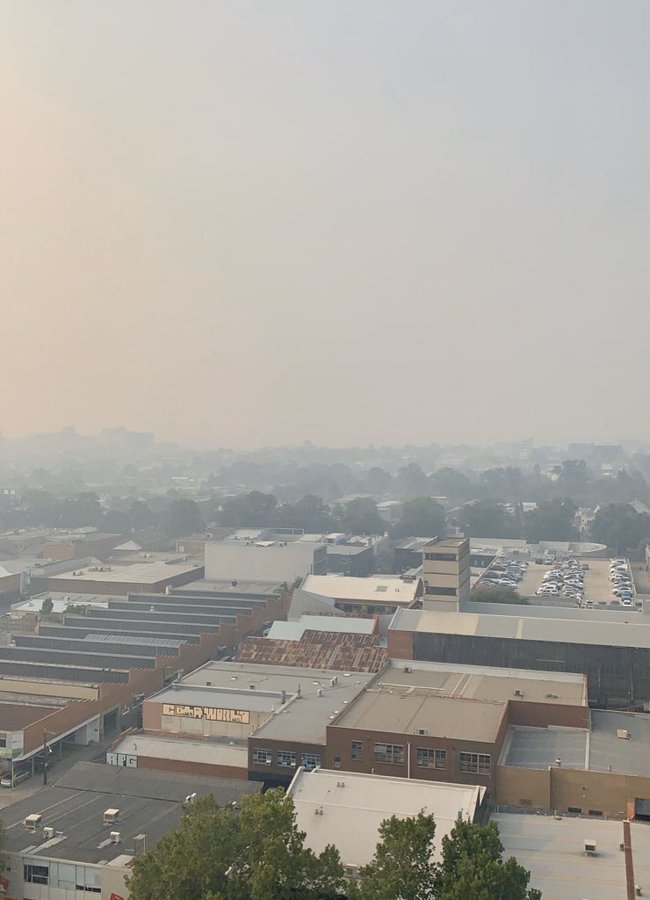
left=42, top=730, right=53, bottom=786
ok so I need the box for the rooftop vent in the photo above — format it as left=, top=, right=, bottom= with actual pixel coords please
left=103, top=808, right=120, bottom=826
left=249, top=683, right=256, bottom=690
left=584, top=839, right=597, bottom=856
left=110, top=831, right=121, bottom=844
left=43, top=826, right=55, bottom=840
left=514, top=689, right=524, bottom=697
left=417, top=728, right=428, bottom=736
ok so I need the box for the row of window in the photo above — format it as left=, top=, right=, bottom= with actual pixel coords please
left=351, top=743, right=491, bottom=774
left=23, top=861, right=101, bottom=892
left=252, top=744, right=491, bottom=775
left=252, top=749, right=321, bottom=769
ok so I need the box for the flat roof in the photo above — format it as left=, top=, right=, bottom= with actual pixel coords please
left=383, top=659, right=587, bottom=706
left=110, top=733, right=248, bottom=769
left=288, top=768, right=485, bottom=867
left=302, top=575, right=420, bottom=605
left=423, top=537, right=467, bottom=548
left=236, top=632, right=387, bottom=673
left=0, top=702, right=61, bottom=731
left=332, top=688, right=506, bottom=742
left=44, top=560, right=203, bottom=585
left=390, top=607, right=650, bottom=649
left=267, top=616, right=376, bottom=640
left=493, top=812, right=650, bottom=900
left=1, top=762, right=260, bottom=864
left=175, top=578, right=284, bottom=596
left=503, top=710, right=650, bottom=777
left=12, top=594, right=112, bottom=615
left=151, top=661, right=374, bottom=745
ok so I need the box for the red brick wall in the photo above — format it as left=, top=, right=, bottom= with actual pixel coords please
left=386, top=628, right=414, bottom=660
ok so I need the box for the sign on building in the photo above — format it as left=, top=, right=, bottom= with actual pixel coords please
left=162, top=703, right=250, bottom=723
left=106, top=752, right=138, bottom=768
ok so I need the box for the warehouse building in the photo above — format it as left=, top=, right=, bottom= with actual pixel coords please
left=388, top=607, right=650, bottom=707
left=0, top=762, right=259, bottom=900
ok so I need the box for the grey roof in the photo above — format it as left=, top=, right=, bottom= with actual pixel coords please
left=390, top=607, right=650, bottom=649
left=111, top=734, right=248, bottom=769
left=494, top=812, right=650, bottom=900
left=1, top=762, right=260, bottom=864
left=502, top=710, right=650, bottom=777
left=85, top=633, right=184, bottom=648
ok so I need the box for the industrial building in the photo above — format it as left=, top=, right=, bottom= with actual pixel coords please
left=0, top=584, right=286, bottom=784
left=27, top=557, right=205, bottom=596
left=300, top=574, right=422, bottom=615
left=388, top=606, right=650, bottom=707
left=0, top=762, right=260, bottom=900
left=205, top=535, right=327, bottom=583
left=287, top=767, right=487, bottom=874
left=325, top=659, right=588, bottom=797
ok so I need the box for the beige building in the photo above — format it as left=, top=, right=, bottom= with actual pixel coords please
left=422, top=536, right=470, bottom=607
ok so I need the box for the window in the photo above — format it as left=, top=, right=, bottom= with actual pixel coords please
left=252, top=748, right=272, bottom=765
left=426, top=586, right=457, bottom=596
left=425, top=552, right=457, bottom=562
left=351, top=741, right=364, bottom=760
left=374, top=743, right=404, bottom=765
left=567, top=806, right=582, bottom=815
left=458, top=752, right=491, bottom=775
left=588, top=809, right=603, bottom=817
left=24, top=864, right=49, bottom=885
left=301, top=753, right=321, bottom=770
left=277, top=750, right=297, bottom=768
left=416, top=748, right=447, bottom=769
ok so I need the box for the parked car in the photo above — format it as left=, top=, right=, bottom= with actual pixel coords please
left=1, top=769, right=31, bottom=788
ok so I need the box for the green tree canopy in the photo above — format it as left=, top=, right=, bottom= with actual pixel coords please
left=392, top=497, right=446, bottom=539
left=524, top=499, right=577, bottom=543
left=461, top=501, right=521, bottom=539
left=334, top=498, right=385, bottom=535
left=589, top=502, right=650, bottom=554
left=165, top=498, right=204, bottom=538
left=127, top=790, right=346, bottom=900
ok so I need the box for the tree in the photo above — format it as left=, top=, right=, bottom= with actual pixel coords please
left=471, top=586, right=526, bottom=605
left=438, top=820, right=540, bottom=900
left=275, top=495, right=336, bottom=533
left=165, top=498, right=204, bottom=538
left=524, top=499, right=577, bottom=543
left=395, top=464, right=431, bottom=499
left=392, top=497, right=446, bottom=538
left=429, top=467, right=475, bottom=505
left=361, top=467, right=393, bottom=496
left=334, top=498, right=385, bottom=535
left=352, top=813, right=438, bottom=900
left=219, top=491, right=277, bottom=528
left=40, top=596, right=54, bottom=615
left=461, top=501, right=521, bottom=539
left=127, top=790, right=346, bottom=900
left=589, top=503, right=650, bottom=554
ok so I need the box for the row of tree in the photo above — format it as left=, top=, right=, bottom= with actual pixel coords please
left=127, top=790, right=540, bottom=900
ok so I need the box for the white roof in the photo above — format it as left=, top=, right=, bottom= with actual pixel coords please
left=288, top=768, right=484, bottom=867
left=110, top=734, right=248, bottom=769
left=266, top=615, right=375, bottom=641
left=494, top=812, right=650, bottom=900
left=302, top=575, right=420, bottom=605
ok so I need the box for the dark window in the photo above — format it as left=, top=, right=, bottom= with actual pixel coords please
left=425, top=552, right=457, bottom=562
left=588, top=809, right=603, bottom=817
left=567, top=806, right=582, bottom=814
left=416, top=748, right=447, bottom=769
left=351, top=741, right=363, bottom=760
left=252, top=748, right=272, bottom=765
left=458, top=752, right=491, bottom=775
left=301, top=753, right=321, bottom=770
left=24, top=864, right=49, bottom=885
left=374, top=743, right=404, bottom=765
left=426, top=586, right=457, bottom=596
left=277, top=750, right=296, bottom=768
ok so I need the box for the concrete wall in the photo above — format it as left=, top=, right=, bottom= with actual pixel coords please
left=205, top=541, right=326, bottom=583
left=496, top=764, right=650, bottom=819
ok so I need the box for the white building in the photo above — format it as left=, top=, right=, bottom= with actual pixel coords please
left=287, top=767, right=486, bottom=874
left=205, top=538, right=327, bottom=584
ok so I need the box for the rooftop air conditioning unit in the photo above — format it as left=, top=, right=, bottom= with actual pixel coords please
left=25, top=814, right=42, bottom=831
left=43, top=826, right=55, bottom=840
left=584, top=839, right=597, bottom=856
left=110, top=831, right=121, bottom=844
left=417, top=728, right=428, bottom=736
left=404, top=667, right=412, bottom=674
left=514, top=689, right=524, bottom=697
left=103, top=808, right=120, bottom=826
left=617, top=729, right=632, bottom=740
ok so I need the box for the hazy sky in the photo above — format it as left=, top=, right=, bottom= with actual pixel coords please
left=2, top=2, right=650, bottom=448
